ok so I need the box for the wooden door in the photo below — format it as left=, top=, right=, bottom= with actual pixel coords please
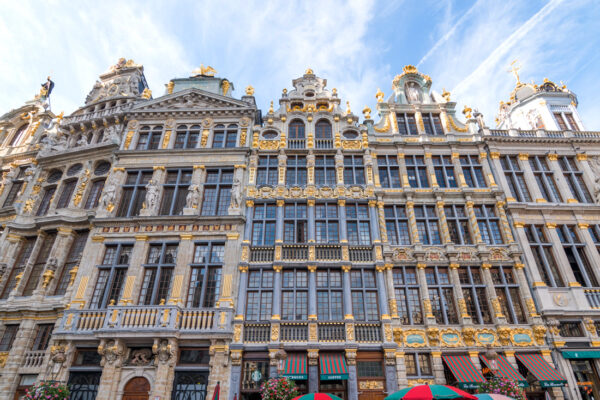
left=123, top=377, right=150, bottom=400
left=358, top=391, right=386, bottom=400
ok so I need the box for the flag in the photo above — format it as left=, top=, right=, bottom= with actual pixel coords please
left=212, top=381, right=220, bottom=400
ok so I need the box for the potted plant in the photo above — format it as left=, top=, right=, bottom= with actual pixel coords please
left=260, top=377, right=299, bottom=400
left=23, top=381, right=70, bottom=400
left=477, top=377, right=526, bottom=400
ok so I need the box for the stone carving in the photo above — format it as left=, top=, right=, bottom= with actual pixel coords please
left=153, top=339, right=175, bottom=365
left=426, top=327, right=440, bottom=347
left=144, top=179, right=159, bottom=211
left=42, top=258, right=58, bottom=288
left=76, top=135, right=88, bottom=147
left=128, top=348, right=153, bottom=366
left=462, top=327, right=476, bottom=346
left=50, top=341, right=68, bottom=364
left=98, top=339, right=124, bottom=367
left=533, top=324, right=548, bottom=345
left=99, top=173, right=119, bottom=211
left=392, top=247, right=414, bottom=262
left=104, top=124, right=122, bottom=144
left=589, top=157, right=600, bottom=203
left=497, top=326, right=511, bottom=346
left=186, top=184, right=201, bottom=209
left=39, top=115, right=68, bottom=155
left=230, top=177, right=242, bottom=210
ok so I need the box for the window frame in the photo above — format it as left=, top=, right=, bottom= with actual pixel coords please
left=174, top=124, right=200, bottom=149
left=444, top=205, right=472, bottom=245
left=200, top=168, right=233, bottom=216
left=343, top=155, right=365, bottom=186
left=425, top=266, right=458, bottom=325
left=524, top=225, right=564, bottom=287
left=393, top=266, right=422, bottom=325
left=281, top=268, right=308, bottom=321
left=559, top=156, right=592, bottom=203
left=316, top=268, right=344, bottom=321
left=385, top=205, right=410, bottom=245
left=460, top=155, right=487, bottom=188
left=160, top=169, right=192, bottom=216
left=422, top=113, right=444, bottom=135
left=346, top=203, right=371, bottom=245
left=530, top=156, right=562, bottom=203
left=256, top=155, right=278, bottom=186
left=252, top=203, right=277, bottom=246
left=500, top=155, right=531, bottom=202
left=315, top=202, right=339, bottom=243
left=491, top=266, right=527, bottom=324
left=432, top=155, right=457, bottom=188
left=187, top=242, right=224, bottom=308
left=557, top=225, right=598, bottom=287
left=117, top=170, right=153, bottom=217
left=396, top=113, right=418, bottom=135
left=405, top=155, right=429, bottom=188
left=474, top=205, right=503, bottom=245
left=377, top=155, right=400, bottom=188
left=283, top=202, right=307, bottom=244
left=286, top=155, right=307, bottom=187
left=90, top=243, right=133, bottom=308
left=246, top=268, right=274, bottom=321
left=212, top=124, right=238, bottom=148
left=136, top=125, right=163, bottom=150
left=414, top=205, right=441, bottom=245
left=139, top=242, right=178, bottom=305
left=458, top=266, right=492, bottom=324
left=350, top=268, right=379, bottom=321
left=314, top=155, right=336, bottom=187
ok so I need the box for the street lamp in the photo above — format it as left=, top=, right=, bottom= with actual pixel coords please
left=485, top=344, right=499, bottom=374
left=275, top=345, right=287, bottom=377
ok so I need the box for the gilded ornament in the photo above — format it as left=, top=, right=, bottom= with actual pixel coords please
left=497, top=326, right=511, bottom=346
left=532, top=324, right=547, bottom=345
left=346, top=324, right=355, bottom=341
left=362, top=106, right=371, bottom=119
left=166, top=81, right=174, bottom=94
left=461, top=327, right=476, bottom=346
left=191, top=64, right=217, bottom=77
left=42, top=269, right=54, bottom=288
left=221, top=80, right=231, bottom=95
left=271, top=323, right=280, bottom=341
left=462, top=105, right=472, bottom=119
left=426, top=327, right=440, bottom=347
left=442, top=88, right=451, bottom=101
left=141, top=88, right=152, bottom=99
left=234, top=324, right=242, bottom=342
left=345, top=101, right=351, bottom=115
left=309, top=323, right=317, bottom=342
left=375, top=88, right=384, bottom=103
left=0, top=352, right=8, bottom=368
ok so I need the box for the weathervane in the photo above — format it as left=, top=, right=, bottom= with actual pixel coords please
left=507, top=60, right=522, bottom=84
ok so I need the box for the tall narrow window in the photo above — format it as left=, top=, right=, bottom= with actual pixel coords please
left=589, top=225, right=600, bottom=258
left=3, top=167, right=25, bottom=208
left=315, top=203, right=339, bottom=243
left=139, top=243, right=178, bottom=305
left=346, top=203, right=371, bottom=245
left=160, top=169, right=192, bottom=215
left=116, top=170, right=153, bottom=217
left=474, top=205, right=503, bottom=245
left=201, top=168, right=233, bottom=216
left=55, top=230, right=89, bottom=295
left=246, top=269, right=273, bottom=321
left=84, top=180, right=105, bottom=209
left=36, top=186, right=56, bottom=216
left=256, top=156, right=278, bottom=186
left=554, top=113, right=568, bottom=130
left=314, top=155, right=336, bottom=186
left=396, top=113, right=418, bottom=135
left=174, top=124, right=200, bottom=149
left=444, top=205, right=472, bottom=244
left=284, top=202, right=307, bottom=243
left=405, top=156, right=429, bottom=188
left=559, top=156, right=592, bottom=203
left=31, top=324, right=54, bottom=351
left=377, top=155, right=400, bottom=188
left=90, top=244, right=132, bottom=308
left=422, top=113, right=444, bottom=135
left=530, top=156, right=562, bottom=202
left=252, top=203, right=276, bottom=246
left=136, top=125, right=163, bottom=150
left=557, top=225, right=598, bottom=287
left=315, top=120, right=333, bottom=149
left=414, top=205, right=441, bottom=245
left=56, top=180, right=77, bottom=209
left=425, top=267, right=458, bottom=324
left=343, top=155, right=365, bottom=185
left=1, top=237, right=36, bottom=299
left=564, top=113, right=579, bottom=131
left=458, top=267, right=492, bottom=324
left=393, top=267, right=422, bottom=324
left=286, top=155, right=307, bottom=187
left=405, top=353, right=433, bottom=378
left=9, top=125, right=28, bottom=147
left=524, top=225, right=564, bottom=287
left=282, top=269, right=308, bottom=320
left=0, top=325, right=19, bottom=351
left=385, top=205, right=410, bottom=245
left=22, top=232, right=56, bottom=296
left=491, top=266, right=526, bottom=324
left=350, top=268, right=379, bottom=321
left=432, top=156, right=457, bottom=188
left=460, top=155, right=486, bottom=188
left=187, top=242, right=224, bottom=308
left=500, top=155, right=531, bottom=202
left=213, top=124, right=238, bottom=148
left=316, top=269, right=343, bottom=320
left=288, top=120, right=305, bottom=149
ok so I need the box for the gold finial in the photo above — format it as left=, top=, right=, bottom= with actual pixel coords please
left=332, top=88, right=337, bottom=95
left=166, top=81, right=174, bottom=94
left=543, top=77, right=549, bottom=83
left=245, top=85, right=255, bottom=96
left=462, top=105, right=473, bottom=119
left=269, top=101, right=274, bottom=114
left=191, top=64, right=217, bottom=77
left=221, top=80, right=231, bottom=95
left=560, top=80, right=567, bottom=89
left=507, top=60, right=521, bottom=84
left=346, top=101, right=351, bottom=115
left=403, top=65, right=418, bottom=74
left=362, top=106, right=372, bottom=119
left=442, top=88, right=451, bottom=101
left=141, top=88, right=152, bottom=99
left=305, top=67, right=314, bottom=75
left=56, top=111, right=65, bottom=122
left=282, top=88, right=287, bottom=95
left=375, top=88, right=384, bottom=103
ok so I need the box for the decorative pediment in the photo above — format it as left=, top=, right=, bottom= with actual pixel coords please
left=132, top=89, right=250, bottom=112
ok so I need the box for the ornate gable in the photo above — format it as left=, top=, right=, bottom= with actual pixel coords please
left=131, top=88, right=251, bottom=113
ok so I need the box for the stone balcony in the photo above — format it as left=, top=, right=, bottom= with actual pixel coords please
left=242, top=321, right=382, bottom=344
left=483, top=128, right=600, bottom=139
left=249, top=244, right=374, bottom=264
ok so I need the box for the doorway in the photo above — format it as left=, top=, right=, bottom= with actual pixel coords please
left=123, top=377, right=150, bottom=400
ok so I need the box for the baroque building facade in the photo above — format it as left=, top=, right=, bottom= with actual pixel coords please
left=0, top=60, right=596, bottom=400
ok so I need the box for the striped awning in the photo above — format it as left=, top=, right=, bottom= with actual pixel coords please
left=320, top=354, right=349, bottom=381
left=282, top=354, right=308, bottom=380
left=480, top=355, right=528, bottom=387
left=443, top=355, right=486, bottom=389
left=516, top=354, right=567, bottom=388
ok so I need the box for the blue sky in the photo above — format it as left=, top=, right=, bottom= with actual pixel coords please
left=1, top=0, right=599, bottom=128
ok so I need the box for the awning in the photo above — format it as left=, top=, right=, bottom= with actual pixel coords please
left=320, top=354, right=349, bottom=381
left=443, top=355, right=486, bottom=389
left=562, top=350, right=600, bottom=359
left=516, top=354, right=567, bottom=388
left=480, top=354, right=528, bottom=387
left=282, top=353, right=308, bottom=380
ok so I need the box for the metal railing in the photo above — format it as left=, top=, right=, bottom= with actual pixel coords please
left=250, top=246, right=274, bottom=263
left=22, top=350, right=46, bottom=368
left=315, top=245, right=341, bottom=261
left=244, top=323, right=271, bottom=342
left=349, top=246, right=373, bottom=262
left=282, top=245, right=308, bottom=261
left=355, top=323, right=382, bottom=342
left=281, top=323, right=308, bottom=342
left=318, top=322, right=346, bottom=342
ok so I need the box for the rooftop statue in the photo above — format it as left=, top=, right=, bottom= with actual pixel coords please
left=191, top=64, right=217, bottom=77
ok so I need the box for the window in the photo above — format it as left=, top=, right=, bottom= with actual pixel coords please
left=460, top=155, right=486, bottom=188
left=557, top=225, right=598, bottom=287
left=90, top=244, right=132, bottom=308
left=346, top=203, right=371, bottom=245
left=252, top=203, right=276, bottom=245
left=284, top=202, right=307, bottom=243
left=357, top=360, right=384, bottom=378
left=406, top=155, right=429, bottom=188
left=554, top=113, right=579, bottom=131
left=174, top=124, right=200, bottom=149
left=288, top=120, right=305, bottom=149
left=525, top=225, right=564, bottom=287
left=0, top=325, right=19, bottom=351
left=344, top=155, right=365, bottom=185
left=286, top=155, right=307, bottom=187
left=160, top=169, right=192, bottom=215
left=36, top=186, right=56, bottom=216
left=67, top=164, right=83, bottom=176
left=393, top=267, right=422, bottom=324
left=422, top=113, right=444, bottom=135
left=396, top=113, right=418, bottom=135
left=1, top=237, right=35, bottom=299
left=432, top=155, right=457, bottom=188
left=589, top=225, right=600, bottom=257
left=377, top=155, right=400, bottom=188
left=2, top=168, right=24, bottom=208
left=500, top=156, right=531, bottom=202
left=554, top=113, right=568, bottom=130
left=444, top=205, right=472, bottom=244
left=9, top=125, right=28, bottom=147
left=257, top=156, right=278, bottom=186
left=139, top=243, right=178, bottom=305
left=84, top=180, right=105, bottom=209
left=350, top=268, right=379, bottom=321
left=32, top=324, right=54, bottom=351
left=559, top=156, right=592, bottom=203
left=68, top=372, right=101, bottom=400
left=55, top=230, right=89, bottom=295
left=316, top=269, right=343, bottom=320
left=405, top=353, right=432, bottom=377
left=315, top=120, right=333, bottom=148
left=282, top=269, right=308, bottom=320
left=425, top=267, right=458, bottom=324
left=314, top=155, right=336, bottom=186
left=172, top=371, right=208, bottom=400
left=213, top=124, right=238, bottom=148
left=491, top=266, right=526, bottom=324
left=315, top=203, right=339, bottom=243
left=136, top=125, right=163, bottom=150
left=474, top=205, right=503, bottom=245
left=246, top=269, right=274, bottom=321
left=385, top=205, right=410, bottom=245
left=414, top=205, right=441, bottom=245
left=559, top=321, right=584, bottom=337
left=116, top=170, right=153, bottom=217
left=530, top=156, right=562, bottom=202
left=200, top=168, right=233, bottom=216
left=23, top=232, right=56, bottom=296
left=94, top=161, right=111, bottom=176
left=187, top=243, right=224, bottom=308
left=564, top=113, right=579, bottom=131
left=56, top=179, right=77, bottom=209
left=458, top=266, right=492, bottom=324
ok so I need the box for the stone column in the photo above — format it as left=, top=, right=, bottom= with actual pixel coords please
left=449, top=263, right=471, bottom=324
left=10, top=232, right=44, bottom=298
left=385, top=265, right=398, bottom=318
left=451, top=152, right=468, bottom=188
left=376, top=265, right=390, bottom=319
left=0, top=318, right=36, bottom=397
left=152, top=338, right=177, bottom=399
left=308, top=265, right=317, bottom=320
left=424, top=152, right=438, bottom=187
left=575, top=153, right=596, bottom=199
left=414, top=111, right=425, bottom=135
left=416, top=263, right=434, bottom=322
left=478, top=152, right=497, bottom=188
left=495, top=200, right=514, bottom=243
left=278, top=151, right=287, bottom=186
left=342, top=265, right=353, bottom=319
left=235, top=266, right=249, bottom=319
left=272, top=265, right=282, bottom=321
left=406, top=201, right=420, bottom=245
left=229, top=350, right=243, bottom=400
left=431, top=351, right=446, bottom=384
left=436, top=200, right=452, bottom=244
left=513, top=262, right=539, bottom=322
left=346, top=349, right=359, bottom=400
left=377, top=200, right=388, bottom=244
left=480, top=263, right=506, bottom=324
left=398, top=154, right=410, bottom=189
left=123, top=235, right=150, bottom=305
left=74, top=234, right=107, bottom=308
left=516, top=154, right=545, bottom=202
left=338, top=199, right=348, bottom=243
left=368, top=200, right=381, bottom=243
left=547, top=154, right=575, bottom=203
left=276, top=199, right=284, bottom=243
left=468, top=350, right=483, bottom=377
left=542, top=349, right=566, bottom=400
left=307, top=200, right=316, bottom=242
left=307, top=152, right=315, bottom=186
left=465, top=200, right=483, bottom=244
left=308, top=349, right=319, bottom=393
left=335, top=149, right=344, bottom=185
left=384, top=349, right=398, bottom=393
left=243, top=200, right=254, bottom=242
left=169, top=234, right=195, bottom=305
left=96, top=339, right=125, bottom=400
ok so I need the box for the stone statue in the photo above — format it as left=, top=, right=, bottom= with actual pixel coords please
left=231, top=177, right=242, bottom=209
left=76, top=135, right=88, bottom=147
left=144, top=179, right=159, bottom=211
left=589, top=157, right=600, bottom=203
left=99, top=175, right=118, bottom=210
left=405, top=81, right=422, bottom=104
left=128, top=348, right=153, bottom=366
left=39, top=115, right=68, bottom=155
left=98, top=339, right=124, bottom=367
left=153, top=339, right=175, bottom=365
left=185, top=184, right=200, bottom=209
left=104, top=125, right=122, bottom=144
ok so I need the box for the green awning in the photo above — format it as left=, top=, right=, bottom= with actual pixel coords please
left=516, top=354, right=567, bottom=388
left=443, top=355, right=486, bottom=389
left=282, top=353, right=308, bottom=380
left=320, top=354, right=349, bottom=381
left=562, top=350, right=600, bottom=359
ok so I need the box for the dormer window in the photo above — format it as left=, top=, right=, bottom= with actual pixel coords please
left=422, top=113, right=444, bottom=135
left=396, top=113, right=418, bottom=135
left=343, top=131, right=359, bottom=140
left=554, top=112, right=579, bottom=131
left=315, top=120, right=333, bottom=149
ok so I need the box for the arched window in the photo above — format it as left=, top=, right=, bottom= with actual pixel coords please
left=288, top=120, right=305, bottom=139
left=212, top=124, right=238, bottom=148
left=315, top=120, right=332, bottom=139
left=9, top=125, right=28, bottom=147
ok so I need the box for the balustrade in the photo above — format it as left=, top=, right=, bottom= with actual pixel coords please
left=243, top=323, right=270, bottom=342
left=355, top=323, right=382, bottom=342
left=250, top=246, right=274, bottom=263
left=22, top=350, right=46, bottom=368
left=317, top=322, right=345, bottom=342
left=288, top=139, right=306, bottom=149
left=282, top=245, right=308, bottom=261
left=281, top=323, right=308, bottom=342
left=315, top=245, right=341, bottom=261
left=349, top=246, right=373, bottom=262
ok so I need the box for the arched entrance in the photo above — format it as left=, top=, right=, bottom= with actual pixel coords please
left=123, top=377, right=150, bottom=400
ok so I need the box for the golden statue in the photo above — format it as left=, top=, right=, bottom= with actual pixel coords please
left=166, top=81, right=174, bottom=94
left=245, top=85, right=255, bottom=96
left=305, top=67, right=314, bottom=75
left=362, top=106, right=372, bottom=119
left=375, top=88, right=384, bottom=103
left=507, top=60, right=522, bottom=84
left=442, top=88, right=451, bottom=102
left=221, top=80, right=231, bottom=95
left=191, top=64, right=217, bottom=77
left=346, top=101, right=351, bottom=115
left=462, top=105, right=473, bottom=119
left=141, top=88, right=152, bottom=99
left=268, top=101, right=274, bottom=114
